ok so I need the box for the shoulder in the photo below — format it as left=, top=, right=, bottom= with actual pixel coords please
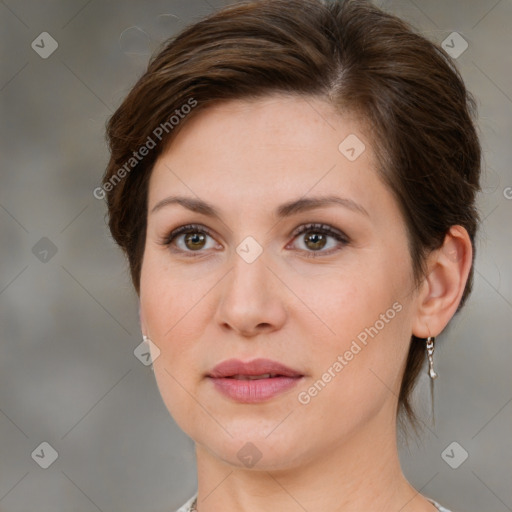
left=174, top=492, right=198, bottom=512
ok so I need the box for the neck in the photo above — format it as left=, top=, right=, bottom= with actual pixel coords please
left=193, top=405, right=433, bottom=512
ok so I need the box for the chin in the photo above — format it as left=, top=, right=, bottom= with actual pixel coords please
left=197, top=427, right=309, bottom=472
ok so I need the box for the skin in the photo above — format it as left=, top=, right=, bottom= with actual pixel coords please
left=139, top=94, right=472, bottom=512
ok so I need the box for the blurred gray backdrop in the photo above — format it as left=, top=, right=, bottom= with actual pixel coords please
left=1, top=1, right=511, bottom=511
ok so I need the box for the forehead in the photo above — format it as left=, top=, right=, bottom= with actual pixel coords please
left=148, top=94, right=388, bottom=219
left=156, top=94, right=367, bottom=163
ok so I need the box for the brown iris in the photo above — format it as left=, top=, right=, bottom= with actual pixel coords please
left=184, top=232, right=206, bottom=250
left=304, top=232, right=327, bottom=251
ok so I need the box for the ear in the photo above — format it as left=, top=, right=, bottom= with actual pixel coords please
left=412, top=225, right=473, bottom=338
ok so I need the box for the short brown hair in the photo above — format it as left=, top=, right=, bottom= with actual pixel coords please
left=102, top=0, right=481, bottom=431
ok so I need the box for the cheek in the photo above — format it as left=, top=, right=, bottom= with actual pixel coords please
left=295, top=254, right=411, bottom=396
left=140, top=256, right=186, bottom=379
left=140, top=250, right=195, bottom=335
left=140, top=251, right=212, bottom=374
left=297, top=266, right=393, bottom=342
left=140, top=257, right=203, bottom=425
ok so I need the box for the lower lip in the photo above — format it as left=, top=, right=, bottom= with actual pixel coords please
left=209, top=376, right=303, bottom=403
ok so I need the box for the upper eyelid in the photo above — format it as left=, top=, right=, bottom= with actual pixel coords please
left=290, top=222, right=346, bottom=239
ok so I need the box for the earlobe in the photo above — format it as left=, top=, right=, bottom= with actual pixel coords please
left=412, top=225, right=473, bottom=339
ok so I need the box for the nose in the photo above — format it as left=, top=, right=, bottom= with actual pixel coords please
left=213, top=249, right=288, bottom=337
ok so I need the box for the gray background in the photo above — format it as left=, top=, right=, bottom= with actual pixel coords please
left=1, top=0, right=511, bottom=511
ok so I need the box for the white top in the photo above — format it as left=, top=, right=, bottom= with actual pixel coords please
left=175, top=492, right=454, bottom=511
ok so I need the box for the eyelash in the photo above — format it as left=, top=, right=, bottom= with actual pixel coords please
left=161, top=222, right=349, bottom=259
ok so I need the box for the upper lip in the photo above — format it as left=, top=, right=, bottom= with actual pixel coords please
left=207, top=358, right=303, bottom=378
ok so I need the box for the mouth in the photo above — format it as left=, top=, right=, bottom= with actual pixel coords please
left=207, top=357, right=304, bottom=379
left=207, top=358, right=304, bottom=403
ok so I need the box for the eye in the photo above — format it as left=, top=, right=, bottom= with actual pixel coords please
left=287, top=223, right=349, bottom=258
left=161, top=224, right=219, bottom=256
left=161, top=222, right=349, bottom=258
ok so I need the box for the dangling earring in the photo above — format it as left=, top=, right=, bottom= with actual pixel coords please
left=426, top=336, right=438, bottom=379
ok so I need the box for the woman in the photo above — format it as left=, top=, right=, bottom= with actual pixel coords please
left=102, top=0, right=481, bottom=510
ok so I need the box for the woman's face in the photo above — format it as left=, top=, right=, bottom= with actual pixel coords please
left=140, top=94, right=418, bottom=470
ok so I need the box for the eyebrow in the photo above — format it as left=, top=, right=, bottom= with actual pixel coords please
left=150, top=194, right=369, bottom=219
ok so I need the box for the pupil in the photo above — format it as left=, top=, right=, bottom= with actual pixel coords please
left=185, top=232, right=205, bottom=250
left=306, top=232, right=326, bottom=250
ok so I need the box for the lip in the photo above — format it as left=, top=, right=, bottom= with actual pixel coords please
left=208, top=358, right=303, bottom=378
left=207, top=358, right=304, bottom=403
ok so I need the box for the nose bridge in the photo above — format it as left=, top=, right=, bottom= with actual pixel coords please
left=227, top=239, right=272, bottom=301
left=214, top=238, right=287, bottom=335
